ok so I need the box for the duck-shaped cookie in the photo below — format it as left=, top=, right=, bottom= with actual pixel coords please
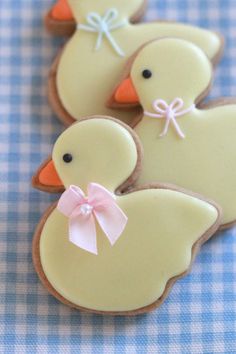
left=45, top=0, right=146, bottom=36
left=49, top=0, right=223, bottom=126
left=111, top=37, right=236, bottom=228
left=32, top=117, right=220, bottom=315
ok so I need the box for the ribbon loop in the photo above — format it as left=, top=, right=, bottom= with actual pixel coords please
left=77, top=8, right=126, bottom=57
left=57, top=185, right=85, bottom=217
left=57, top=183, right=128, bottom=255
left=169, top=98, right=184, bottom=113
left=104, top=8, right=117, bottom=24
left=144, top=98, right=195, bottom=139
left=87, top=13, right=102, bottom=28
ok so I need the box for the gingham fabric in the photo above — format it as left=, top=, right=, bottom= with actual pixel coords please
left=0, top=0, right=236, bottom=353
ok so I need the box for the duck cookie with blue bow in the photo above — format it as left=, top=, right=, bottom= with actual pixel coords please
left=32, top=117, right=221, bottom=315
left=111, top=37, right=236, bottom=228
left=48, top=0, right=223, bottom=126
left=45, top=0, right=146, bottom=36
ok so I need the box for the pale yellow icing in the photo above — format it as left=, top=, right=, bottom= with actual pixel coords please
left=38, top=118, right=219, bottom=312
left=40, top=190, right=217, bottom=312
left=68, top=0, right=144, bottom=23
left=131, top=39, right=212, bottom=111
left=52, top=118, right=138, bottom=192
left=57, top=1, right=221, bottom=125
left=131, top=38, right=236, bottom=225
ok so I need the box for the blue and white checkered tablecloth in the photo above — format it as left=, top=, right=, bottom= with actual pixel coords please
left=0, top=0, right=236, bottom=352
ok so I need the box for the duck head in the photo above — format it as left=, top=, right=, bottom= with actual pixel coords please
left=67, top=0, right=145, bottom=23
left=33, top=117, right=141, bottom=193
left=111, top=38, right=213, bottom=112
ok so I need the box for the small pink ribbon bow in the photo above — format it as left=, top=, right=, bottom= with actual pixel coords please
left=144, top=98, right=195, bottom=139
left=57, top=183, right=128, bottom=255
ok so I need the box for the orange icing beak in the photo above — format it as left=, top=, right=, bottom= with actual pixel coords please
left=114, top=77, right=139, bottom=104
left=51, top=0, right=73, bottom=21
left=39, top=160, right=63, bottom=187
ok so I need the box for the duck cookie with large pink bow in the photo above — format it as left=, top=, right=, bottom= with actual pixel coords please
left=32, top=117, right=220, bottom=315
left=111, top=37, right=236, bottom=228
left=48, top=0, right=222, bottom=126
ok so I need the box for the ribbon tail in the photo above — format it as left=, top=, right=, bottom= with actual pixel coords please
left=171, top=118, right=185, bottom=139
left=105, top=31, right=125, bottom=57
left=69, top=215, right=97, bottom=255
left=159, top=116, right=171, bottom=137
left=94, top=204, right=128, bottom=246
left=95, top=31, right=103, bottom=51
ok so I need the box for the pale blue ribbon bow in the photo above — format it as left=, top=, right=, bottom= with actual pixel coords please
left=77, top=8, right=127, bottom=57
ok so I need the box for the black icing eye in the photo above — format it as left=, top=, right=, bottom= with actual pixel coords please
left=142, top=69, right=152, bottom=79
left=63, top=153, right=73, bottom=163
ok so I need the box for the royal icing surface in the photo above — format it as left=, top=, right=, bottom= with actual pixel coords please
left=36, top=118, right=219, bottom=312
left=40, top=189, right=217, bottom=312
left=52, top=119, right=138, bottom=192
left=116, top=38, right=236, bottom=226
left=56, top=0, right=221, bottom=125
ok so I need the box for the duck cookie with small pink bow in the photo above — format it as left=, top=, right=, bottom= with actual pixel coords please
left=111, top=37, right=236, bottom=228
left=48, top=0, right=222, bottom=126
left=32, top=117, right=220, bottom=315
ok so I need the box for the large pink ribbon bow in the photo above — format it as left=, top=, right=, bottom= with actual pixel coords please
left=57, top=183, right=128, bottom=255
left=144, top=98, right=195, bottom=139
